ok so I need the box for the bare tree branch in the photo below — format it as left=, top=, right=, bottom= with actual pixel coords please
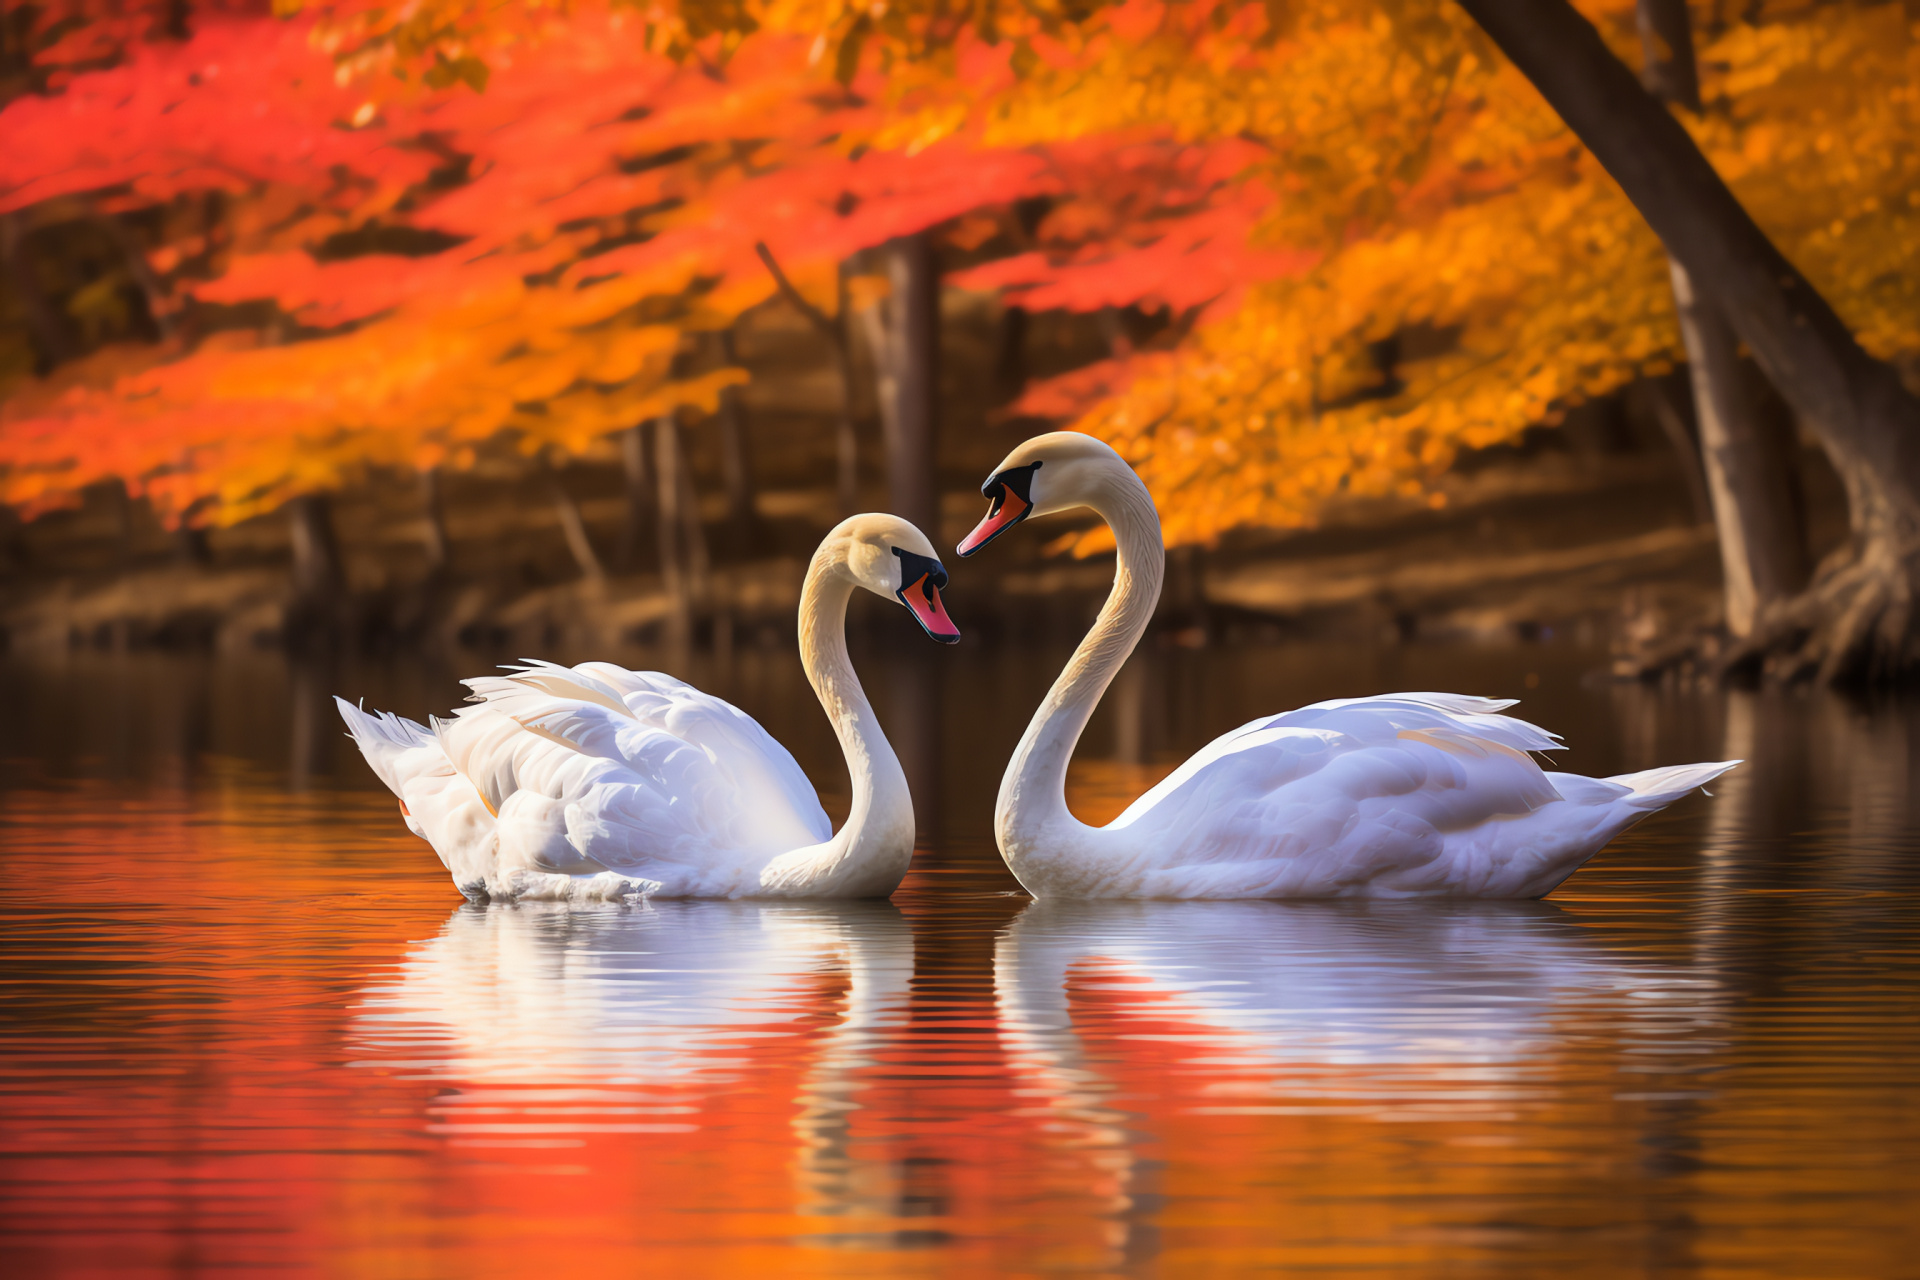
left=754, top=241, right=841, bottom=344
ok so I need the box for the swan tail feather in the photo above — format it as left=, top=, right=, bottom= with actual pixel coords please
left=1606, top=760, right=1741, bottom=809
left=334, top=696, right=435, bottom=797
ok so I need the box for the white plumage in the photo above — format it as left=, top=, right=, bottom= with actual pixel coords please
left=1077, top=691, right=1735, bottom=898
left=958, top=432, right=1738, bottom=900
left=337, top=661, right=830, bottom=901
left=337, top=514, right=961, bottom=902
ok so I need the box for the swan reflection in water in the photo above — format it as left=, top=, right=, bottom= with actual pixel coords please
left=994, top=899, right=1723, bottom=1263
left=998, top=899, right=1718, bottom=1070
left=353, top=900, right=912, bottom=1218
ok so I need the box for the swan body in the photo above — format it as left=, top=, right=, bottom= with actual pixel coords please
left=338, top=514, right=959, bottom=902
left=958, top=432, right=1737, bottom=900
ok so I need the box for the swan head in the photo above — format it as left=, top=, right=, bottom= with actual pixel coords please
left=957, top=431, right=1127, bottom=557
left=828, top=513, right=962, bottom=644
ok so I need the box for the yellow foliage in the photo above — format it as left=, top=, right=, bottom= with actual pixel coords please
left=16, top=0, right=1917, bottom=543
left=976, top=0, right=1918, bottom=548
left=740, top=0, right=1920, bottom=548
left=0, top=252, right=740, bottom=526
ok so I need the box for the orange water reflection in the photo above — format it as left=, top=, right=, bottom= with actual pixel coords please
left=3, top=680, right=1920, bottom=1276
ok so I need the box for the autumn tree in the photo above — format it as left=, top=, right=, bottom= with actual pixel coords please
left=14, top=0, right=1919, bottom=681
left=0, top=6, right=1051, bottom=576
left=1633, top=0, right=1809, bottom=642
left=715, top=0, right=1920, bottom=678
left=1459, top=0, right=1920, bottom=680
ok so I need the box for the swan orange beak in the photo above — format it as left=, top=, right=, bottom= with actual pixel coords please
left=891, top=546, right=961, bottom=644
left=959, top=488, right=1028, bottom=557
left=900, top=574, right=961, bottom=644
left=958, top=460, right=1042, bottom=557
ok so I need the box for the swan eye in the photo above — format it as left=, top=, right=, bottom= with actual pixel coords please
left=978, top=459, right=1042, bottom=502
left=890, top=546, right=947, bottom=591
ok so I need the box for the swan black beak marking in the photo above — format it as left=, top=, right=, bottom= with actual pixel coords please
left=892, top=547, right=961, bottom=644
left=958, top=461, right=1042, bottom=557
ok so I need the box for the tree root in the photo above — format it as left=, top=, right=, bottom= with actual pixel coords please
left=1693, top=540, right=1920, bottom=686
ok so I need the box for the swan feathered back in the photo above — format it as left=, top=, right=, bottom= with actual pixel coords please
left=453, top=660, right=829, bottom=851
left=1095, top=692, right=1734, bottom=898
left=1110, top=693, right=1565, bottom=834
left=340, top=660, right=833, bottom=898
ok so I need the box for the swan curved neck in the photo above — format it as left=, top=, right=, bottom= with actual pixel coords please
left=998, top=464, right=1163, bottom=869
left=762, top=551, right=914, bottom=895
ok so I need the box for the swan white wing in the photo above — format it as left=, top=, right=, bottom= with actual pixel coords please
left=1098, top=694, right=1735, bottom=898
left=465, top=660, right=829, bottom=845
left=1110, top=693, right=1560, bottom=831
left=436, top=662, right=829, bottom=894
left=1107, top=693, right=1576, bottom=896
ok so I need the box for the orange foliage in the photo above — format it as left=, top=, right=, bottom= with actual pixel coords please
left=633, top=0, right=1919, bottom=550
left=0, top=9, right=1055, bottom=526
left=5, top=0, right=1915, bottom=549
left=879, top=0, right=1920, bottom=550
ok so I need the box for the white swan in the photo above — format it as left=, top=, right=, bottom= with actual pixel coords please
left=337, top=514, right=960, bottom=902
left=956, top=432, right=1737, bottom=899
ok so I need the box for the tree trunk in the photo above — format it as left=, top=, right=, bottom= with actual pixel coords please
left=1633, top=0, right=1700, bottom=112
left=1459, top=0, right=1920, bottom=681
left=618, top=423, right=654, bottom=572
left=89, top=202, right=173, bottom=341
left=286, top=492, right=345, bottom=649
left=0, top=503, right=25, bottom=574
left=1635, top=0, right=1809, bottom=638
left=173, top=524, right=212, bottom=566
left=654, top=414, right=690, bottom=646
left=105, top=478, right=132, bottom=574
left=545, top=463, right=603, bottom=582
left=995, top=303, right=1030, bottom=403
left=714, top=327, right=760, bottom=548
left=1635, top=375, right=1715, bottom=526
left=173, top=496, right=214, bottom=565
left=835, top=402, right=860, bottom=520
left=753, top=241, right=862, bottom=517
left=288, top=493, right=343, bottom=600
left=858, top=234, right=940, bottom=540
left=1669, top=263, right=1810, bottom=635
left=419, top=467, right=451, bottom=575
left=830, top=265, right=861, bottom=518
left=0, top=213, right=78, bottom=369
left=677, top=422, right=710, bottom=608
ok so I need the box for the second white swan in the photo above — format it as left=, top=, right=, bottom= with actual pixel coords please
left=956, top=432, right=1736, bottom=900
left=339, top=514, right=959, bottom=902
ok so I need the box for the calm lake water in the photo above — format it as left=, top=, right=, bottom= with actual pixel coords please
left=2, top=638, right=1917, bottom=1277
